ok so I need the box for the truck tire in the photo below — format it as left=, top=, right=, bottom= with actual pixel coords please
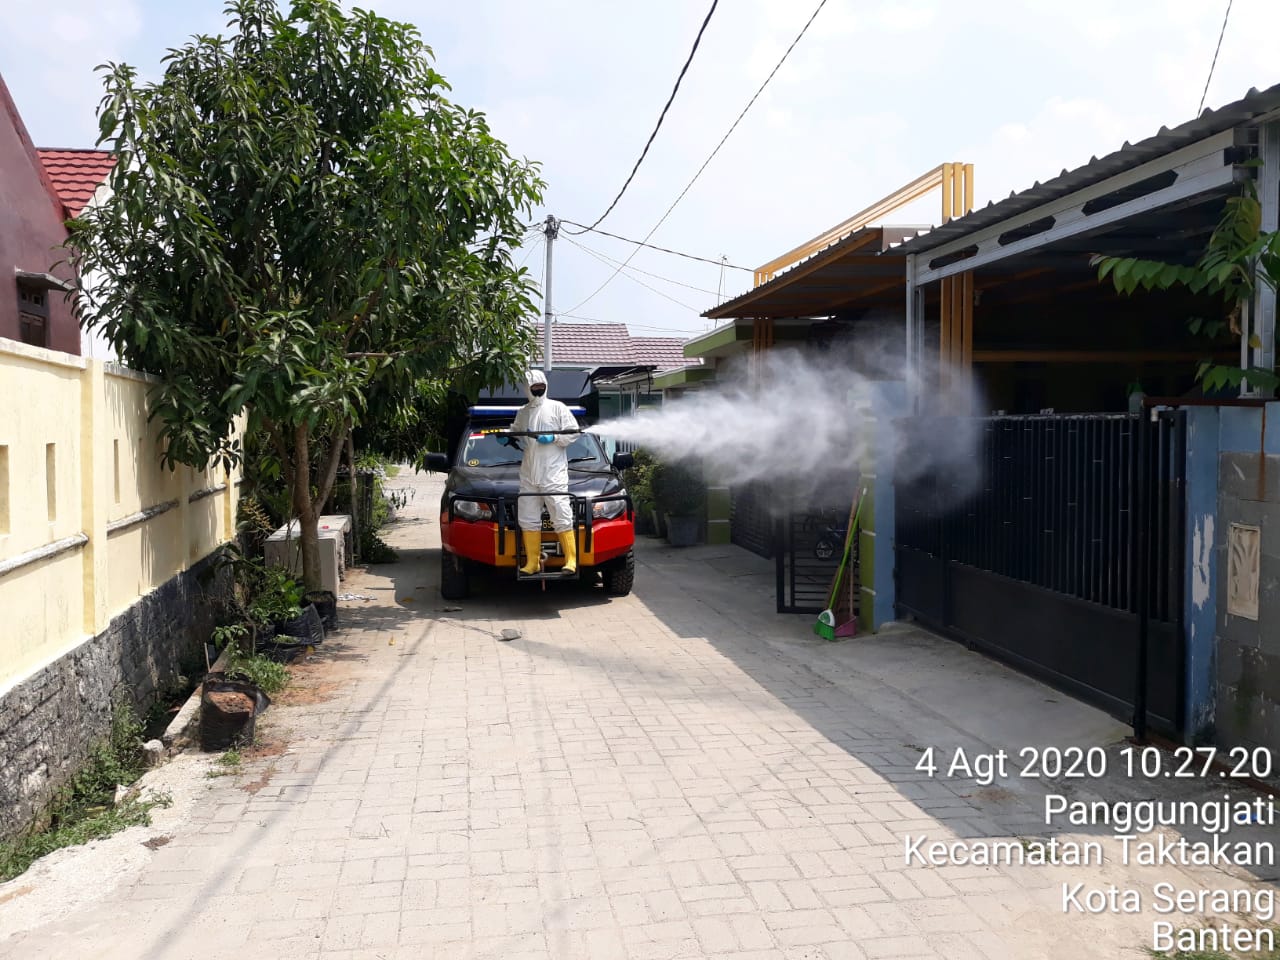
left=602, top=550, right=635, bottom=597
left=440, top=551, right=470, bottom=600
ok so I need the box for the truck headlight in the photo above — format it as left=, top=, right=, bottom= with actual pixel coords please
left=593, top=497, right=627, bottom=520
left=453, top=499, right=493, bottom=521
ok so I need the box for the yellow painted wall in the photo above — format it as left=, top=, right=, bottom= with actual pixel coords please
left=0, top=338, right=242, bottom=692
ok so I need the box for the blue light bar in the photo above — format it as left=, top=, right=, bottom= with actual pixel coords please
left=469, top=405, right=586, bottom=417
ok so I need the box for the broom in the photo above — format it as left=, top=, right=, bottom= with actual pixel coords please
left=813, top=487, right=867, bottom=641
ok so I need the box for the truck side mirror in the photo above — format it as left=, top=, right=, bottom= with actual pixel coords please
left=612, top=452, right=634, bottom=471
left=425, top=452, right=450, bottom=473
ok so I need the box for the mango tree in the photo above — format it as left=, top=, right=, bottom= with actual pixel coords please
left=68, top=0, right=544, bottom=589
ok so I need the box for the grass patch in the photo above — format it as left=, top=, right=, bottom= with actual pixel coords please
left=0, top=701, right=172, bottom=882
left=207, top=748, right=243, bottom=778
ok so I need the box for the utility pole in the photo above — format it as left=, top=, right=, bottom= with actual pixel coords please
left=542, top=215, right=560, bottom=374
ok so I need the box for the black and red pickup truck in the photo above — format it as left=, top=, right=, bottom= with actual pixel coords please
left=426, top=403, right=635, bottom=600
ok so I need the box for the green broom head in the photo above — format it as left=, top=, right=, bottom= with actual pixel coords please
left=813, top=609, right=836, bottom=641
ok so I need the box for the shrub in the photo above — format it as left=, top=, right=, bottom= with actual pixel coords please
left=651, top=459, right=703, bottom=517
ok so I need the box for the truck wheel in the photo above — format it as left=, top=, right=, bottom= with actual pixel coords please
left=440, top=552, right=470, bottom=600
left=602, top=550, right=635, bottom=597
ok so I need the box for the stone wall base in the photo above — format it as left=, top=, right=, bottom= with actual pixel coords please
left=0, top=551, right=231, bottom=840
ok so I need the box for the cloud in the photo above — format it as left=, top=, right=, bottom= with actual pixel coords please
left=0, top=0, right=144, bottom=145
left=4, top=0, right=1280, bottom=336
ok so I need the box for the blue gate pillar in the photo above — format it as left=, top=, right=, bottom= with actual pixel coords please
left=1183, top=406, right=1221, bottom=742
left=858, top=381, right=907, bottom=632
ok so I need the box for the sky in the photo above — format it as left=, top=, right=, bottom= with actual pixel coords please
left=4, top=0, right=1280, bottom=339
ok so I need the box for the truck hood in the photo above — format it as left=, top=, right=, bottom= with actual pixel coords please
left=446, top=465, right=624, bottom=502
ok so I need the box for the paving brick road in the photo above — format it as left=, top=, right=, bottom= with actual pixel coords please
left=2, top=470, right=1275, bottom=959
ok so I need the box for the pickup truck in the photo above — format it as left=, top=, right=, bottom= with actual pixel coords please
left=426, top=404, right=635, bottom=600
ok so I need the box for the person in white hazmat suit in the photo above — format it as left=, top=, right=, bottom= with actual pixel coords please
left=511, top=369, right=580, bottom=575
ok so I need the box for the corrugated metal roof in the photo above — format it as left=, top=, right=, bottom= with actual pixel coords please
left=893, top=82, right=1280, bottom=257
left=704, top=226, right=913, bottom=320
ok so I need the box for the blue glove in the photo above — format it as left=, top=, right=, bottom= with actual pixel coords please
left=536, top=434, right=555, bottom=444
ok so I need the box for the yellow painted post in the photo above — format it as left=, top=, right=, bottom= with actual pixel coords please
left=941, top=163, right=953, bottom=222
left=80, top=359, right=109, bottom=635
left=963, top=163, right=975, bottom=215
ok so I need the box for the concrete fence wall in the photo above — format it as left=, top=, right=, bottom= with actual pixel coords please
left=0, top=336, right=241, bottom=836
left=1181, top=401, right=1280, bottom=751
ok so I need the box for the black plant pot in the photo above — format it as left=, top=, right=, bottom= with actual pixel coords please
left=303, top=590, right=337, bottom=631
left=275, top=604, right=325, bottom=645
left=665, top=514, right=700, bottom=547
left=257, top=638, right=309, bottom=663
left=200, top=675, right=270, bottom=751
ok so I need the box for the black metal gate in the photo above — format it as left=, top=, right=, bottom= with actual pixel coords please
left=895, top=411, right=1187, bottom=734
left=731, top=481, right=774, bottom=558
left=776, top=506, right=859, bottom=615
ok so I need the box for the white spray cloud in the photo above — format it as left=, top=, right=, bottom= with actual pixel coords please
left=590, top=347, right=985, bottom=509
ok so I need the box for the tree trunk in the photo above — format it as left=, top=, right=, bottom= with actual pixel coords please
left=292, top=424, right=323, bottom=592
left=347, top=433, right=360, bottom=565
left=290, top=420, right=353, bottom=593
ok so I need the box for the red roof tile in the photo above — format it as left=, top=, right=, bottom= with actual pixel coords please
left=531, top=323, right=698, bottom=370
left=531, top=322, right=633, bottom=365
left=629, top=337, right=690, bottom=370
left=37, top=149, right=115, bottom=218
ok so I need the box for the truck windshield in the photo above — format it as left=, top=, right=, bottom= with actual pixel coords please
left=460, top=430, right=608, bottom=469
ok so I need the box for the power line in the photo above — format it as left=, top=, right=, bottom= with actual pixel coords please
left=571, top=0, right=720, bottom=232
left=557, top=312, right=703, bottom=335
left=516, top=235, right=543, bottom=270
left=560, top=220, right=750, bottom=271
left=564, top=236, right=702, bottom=311
left=563, top=235, right=720, bottom=296
left=1198, top=0, right=1234, bottom=116
left=564, top=0, right=830, bottom=314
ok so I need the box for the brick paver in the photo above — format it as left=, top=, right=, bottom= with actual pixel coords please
left=0, top=470, right=1269, bottom=959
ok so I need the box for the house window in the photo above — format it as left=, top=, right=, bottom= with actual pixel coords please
left=17, top=282, right=50, bottom=348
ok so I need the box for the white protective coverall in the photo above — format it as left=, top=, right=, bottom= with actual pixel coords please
left=511, top=369, right=579, bottom=532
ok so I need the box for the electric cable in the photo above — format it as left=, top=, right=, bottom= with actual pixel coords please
left=569, top=0, right=720, bottom=232
left=562, top=235, right=720, bottom=296
left=559, top=220, right=750, bottom=271
left=516, top=235, right=543, bottom=270
left=1198, top=0, right=1233, bottom=116
left=563, top=0, right=830, bottom=314
left=564, top=237, right=701, bottom=311
left=557, top=312, right=702, bottom=335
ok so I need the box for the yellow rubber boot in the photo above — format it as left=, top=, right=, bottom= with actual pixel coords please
left=519, top=531, right=543, bottom=575
left=557, top=531, right=578, bottom=575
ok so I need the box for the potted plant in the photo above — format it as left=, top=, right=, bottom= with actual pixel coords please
left=652, top=460, right=703, bottom=547
left=249, top=567, right=325, bottom=645
left=201, top=624, right=272, bottom=750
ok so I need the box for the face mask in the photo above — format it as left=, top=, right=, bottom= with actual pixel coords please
left=530, top=385, right=547, bottom=397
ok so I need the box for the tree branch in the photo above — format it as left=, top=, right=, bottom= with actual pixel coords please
left=312, top=416, right=353, bottom=516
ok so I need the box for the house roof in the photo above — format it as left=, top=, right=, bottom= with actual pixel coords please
left=532, top=322, right=695, bottom=371
left=37, top=149, right=115, bottom=218
left=703, top=226, right=919, bottom=320
left=629, top=337, right=689, bottom=369
left=893, top=81, right=1280, bottom=258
